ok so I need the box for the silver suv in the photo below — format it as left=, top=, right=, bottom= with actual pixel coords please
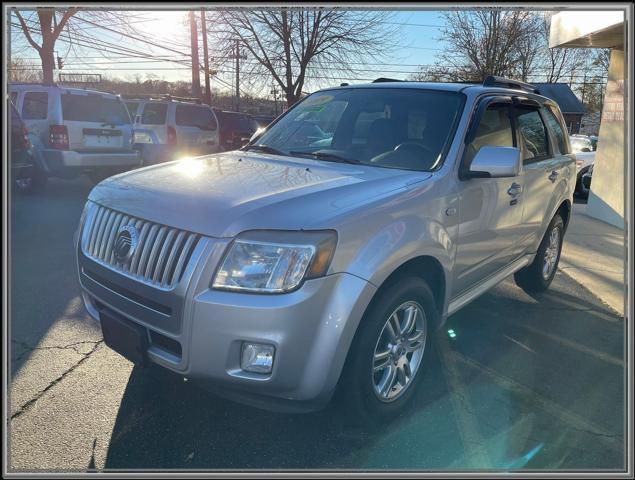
left=9, top=84, right=140, bottom=184
left=76, top=77, right=575, bottom=421
left=125, top=95, right=220, bottom=164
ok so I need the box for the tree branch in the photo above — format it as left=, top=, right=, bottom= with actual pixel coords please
left=14, top=9, right=42, bottom=52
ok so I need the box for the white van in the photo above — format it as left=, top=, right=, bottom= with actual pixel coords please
left=9, top=84, right=141, bottom=184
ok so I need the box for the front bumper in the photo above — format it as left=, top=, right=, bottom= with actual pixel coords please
left=78, top=232, right=376, bottom=412
left=42, top=149, right=141, bottom=171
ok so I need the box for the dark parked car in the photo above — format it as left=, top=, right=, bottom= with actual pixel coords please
left=215, top=110, right=259, bottom=151
left=9, top=102, right=47, bottom=193
left=581, top=164, right=593, bottom=196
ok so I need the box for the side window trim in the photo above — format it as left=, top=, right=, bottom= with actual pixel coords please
left=512, top=99, right=552, bottom=165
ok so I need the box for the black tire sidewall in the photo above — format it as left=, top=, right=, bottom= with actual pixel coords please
left=340, top=277, right=438, bottom=425
left=517, top=214, right=564, bottom=292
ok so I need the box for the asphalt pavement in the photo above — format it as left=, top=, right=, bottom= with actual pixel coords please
left=8, top=178, right=626, bottom=472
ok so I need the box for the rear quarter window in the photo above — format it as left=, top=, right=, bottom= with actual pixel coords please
left=125, top=102, right=139, bottom=117
left=62, top=93, right=130, bottom=125
left=141, top=103, right=168, bottom=125
left=22, top=92, right=48, bottom=120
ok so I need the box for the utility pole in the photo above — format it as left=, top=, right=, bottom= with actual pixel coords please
left=270, top=81, right=279, bottom=115
left=200, top=9, right=211, bottom=105
left=227, top=40, right=246, bottom=111
left=189, top=11, right=201, bottom=100
left=235, top=39, right=240, bottom=111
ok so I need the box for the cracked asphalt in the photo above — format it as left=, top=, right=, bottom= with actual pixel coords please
left=8, top=178, right=625, bottom=472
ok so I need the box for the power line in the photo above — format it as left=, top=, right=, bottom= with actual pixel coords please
left=71, top=15, right=191, bottom=58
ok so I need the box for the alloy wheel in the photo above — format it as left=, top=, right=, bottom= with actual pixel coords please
left=371, top=301, right=427, bottom=403
left=542, top=226, right=560, bottom=280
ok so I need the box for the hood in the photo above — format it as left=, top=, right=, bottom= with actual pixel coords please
left=89, top=151, right=431, bottom=237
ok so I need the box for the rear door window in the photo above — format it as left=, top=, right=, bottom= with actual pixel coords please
left=10, top=91, right=18, bottom=106
left=22, top=92, right=48, bottom=120
left=175, top=105, right=217, bottom=130
left=62, top=93, right=130, bottom=125
left=141, top=103, right=168, bottom=125
left=544, top=106, right=570, bottom=154
left=514, top=106, right=550, bottom=162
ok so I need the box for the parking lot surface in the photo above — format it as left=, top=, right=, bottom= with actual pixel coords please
left=9, top=179, right=625, bottom=471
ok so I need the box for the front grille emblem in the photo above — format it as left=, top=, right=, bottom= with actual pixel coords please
left=113, top=225, right=139, bottom=263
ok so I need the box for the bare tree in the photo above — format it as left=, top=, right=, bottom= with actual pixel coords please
left=536, top=13, right=586, bottom=83
left=12, top=7, right=143, bottom=84
left=207, top=8, right=399, bottom=106
left=14, top=8, right=77, bottom=84
left=9, top=58, right=43, bottom=83
left=591, top=48, right=611, bottom=74
left=434, top=9, right=539, bottom=82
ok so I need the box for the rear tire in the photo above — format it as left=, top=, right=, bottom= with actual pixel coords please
left=13, top=168, right=48, bottom=194
left=514, top=214, right=564, bottom=294
left=336, top=276, right=437, bottom=428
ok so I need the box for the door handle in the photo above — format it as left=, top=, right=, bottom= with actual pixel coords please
left=548, top=170, right=559, bottom=183
left=507, top=182, right=522, bottom=197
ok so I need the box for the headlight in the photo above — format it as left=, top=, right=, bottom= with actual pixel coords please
left=212, top=230, right=337, bottom=293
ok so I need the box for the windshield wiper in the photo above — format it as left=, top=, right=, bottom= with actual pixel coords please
left=289, top=150, right=361, bottom=165
left=242, top=144, right=287, bottom=156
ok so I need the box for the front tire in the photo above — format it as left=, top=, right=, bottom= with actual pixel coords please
left=514, top=214, right=564, bottom=293
left=337, top=277, right=437, bottom=427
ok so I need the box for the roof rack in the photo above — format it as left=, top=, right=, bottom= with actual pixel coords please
left=9, top=82, right=58, bottom=87
left=120, top=93, right=202, bottom=104
left=372, top=77, right=403, bottom=83
left=483, top=75, right=540, bottom=94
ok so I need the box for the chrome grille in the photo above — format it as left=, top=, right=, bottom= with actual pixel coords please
left=83, top=203, right=200, bottom=289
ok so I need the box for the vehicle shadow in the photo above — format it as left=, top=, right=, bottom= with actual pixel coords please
left=103, top=339, right=455, bottom=470
left=103, top=275, right=624, bottom=470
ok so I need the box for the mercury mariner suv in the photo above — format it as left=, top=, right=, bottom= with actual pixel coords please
left=76, top=76, right=575, bottom=421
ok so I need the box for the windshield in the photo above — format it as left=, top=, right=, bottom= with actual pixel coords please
left=252, top=88, right=465, bottom=171
left=62, top=93, right=131, bottom=125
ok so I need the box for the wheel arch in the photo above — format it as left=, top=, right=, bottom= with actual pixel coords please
left=556, top=198, right=572, bottom=232
left=364, top=255, right=447, bottom=330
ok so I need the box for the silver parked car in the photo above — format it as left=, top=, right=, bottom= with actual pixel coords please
left=126, top=95, right=221, bottom=162
left=9, top=83, right=140, bottom=184
left=76, top=76, right=575, bottom=422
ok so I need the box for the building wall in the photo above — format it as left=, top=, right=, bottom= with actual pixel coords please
left=586, top=49, right=625, bottom=229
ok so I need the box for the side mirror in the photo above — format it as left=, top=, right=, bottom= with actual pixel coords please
left=468, top=146, right=521, bottom=178
left=250, top=127, right=266, bottom=143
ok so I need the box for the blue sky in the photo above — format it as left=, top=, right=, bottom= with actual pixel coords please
left=10, top=9, right=448, bottom=95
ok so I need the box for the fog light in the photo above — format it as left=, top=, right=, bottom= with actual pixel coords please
left=241, top=343, right=275, bottom=374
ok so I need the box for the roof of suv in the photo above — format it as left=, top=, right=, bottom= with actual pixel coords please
left=321, top=77, right=556, bottom=106
left=9, top=83, right=121, bottom=98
